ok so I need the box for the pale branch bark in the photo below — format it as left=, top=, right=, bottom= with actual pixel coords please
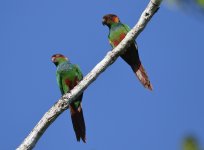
left=17, top=0, right=162, bottom=149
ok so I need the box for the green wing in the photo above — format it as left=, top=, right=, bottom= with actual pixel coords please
left=122, top=23, right=138, bottom=46
left=72, top=64, right=83, bottom=108
left=74, top=64, right=83, bottom=81
left=109, top=23, right=131, bottom=48
left=56, top=64, right=83, bottom=108
left=56, top=72, right=65, bottom=95
left=122, top=24, right=131, bottom=32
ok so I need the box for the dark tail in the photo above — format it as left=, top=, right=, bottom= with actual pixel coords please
left=69, top=104, right=86, bottom=143
left=120, top=43, right=153, bottom=91
left=134, top=64, right=153, bottom=90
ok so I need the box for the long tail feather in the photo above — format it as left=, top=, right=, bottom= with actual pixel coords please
left=120, top=43, right=153, bottom=90
left=70, top=105, right=86, bottom=143
left=135, top=64, right=153, bottom=90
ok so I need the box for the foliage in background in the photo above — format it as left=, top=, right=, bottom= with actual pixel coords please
left=182, top=136, right=200, bottom=150
left=166, top=0, right=204, bottom=13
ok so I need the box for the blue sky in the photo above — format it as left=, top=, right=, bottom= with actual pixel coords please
left=1, top=0, right=204, bottom=150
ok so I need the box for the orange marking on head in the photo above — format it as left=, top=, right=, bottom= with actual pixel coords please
left=113, top=17, right=119, bottom=23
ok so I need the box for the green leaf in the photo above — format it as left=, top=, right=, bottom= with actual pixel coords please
left=183, top=136, right=199, bottom=150
left=197, top=0, right=204, bottom=7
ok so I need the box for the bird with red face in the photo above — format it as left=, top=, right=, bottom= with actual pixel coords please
left=102, top=14, right=153, bottom=90
left=52, top=54, right=86, bottom=142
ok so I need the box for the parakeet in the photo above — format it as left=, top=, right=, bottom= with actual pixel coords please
left=102, top=14, right=153, bottom=90
left=51, top=54, right=86, bottom=143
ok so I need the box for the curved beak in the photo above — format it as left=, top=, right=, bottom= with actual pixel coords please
left=51, top=57, right=55, bottom=63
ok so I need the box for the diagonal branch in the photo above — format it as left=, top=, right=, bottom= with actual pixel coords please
left=17, top=0, right=162, bottom=149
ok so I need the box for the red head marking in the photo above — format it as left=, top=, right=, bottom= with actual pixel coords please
left=51, top=54, right=68, bottom=63
left=102, top=14, right=120, bottom=27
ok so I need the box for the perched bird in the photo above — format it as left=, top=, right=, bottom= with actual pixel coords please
left=102, top=14, right=153, bottom=90
left=51, top=54, right=86, bottom=142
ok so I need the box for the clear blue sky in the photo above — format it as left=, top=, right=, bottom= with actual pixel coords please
left=1, top=0, right=204, bottom=149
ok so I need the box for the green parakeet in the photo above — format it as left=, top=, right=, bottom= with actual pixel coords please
left=52, top=54, right=86, bottom=143
left=102, top=14, right=153, bottom=90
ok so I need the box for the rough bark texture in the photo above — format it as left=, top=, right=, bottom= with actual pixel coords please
left=17, top=0, right=162, bottom=149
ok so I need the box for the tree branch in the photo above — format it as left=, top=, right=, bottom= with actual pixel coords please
left=17, top=0, right=162, bottom=149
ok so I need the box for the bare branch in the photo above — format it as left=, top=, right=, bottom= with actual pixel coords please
left=17, top=0, right=162, bottom=149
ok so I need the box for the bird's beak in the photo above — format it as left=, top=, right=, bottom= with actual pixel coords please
left=51, top=57, right=55, bottom=63
left=102, top=18, right=106, bottom=25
